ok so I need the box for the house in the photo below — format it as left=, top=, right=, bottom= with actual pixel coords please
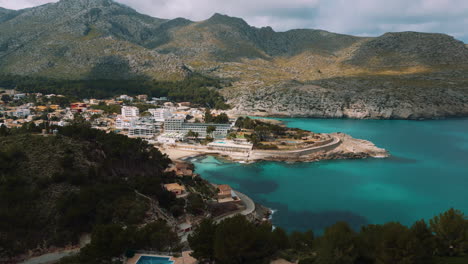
left=166, top=162, right=194, bottom=177
left=49, top=105, right=60, bottom=110
left=12, top=108, right=31, bottom=118
left=13, top=94, right=26, bottom=100
left=217, top=184, right=233, bottom=200
left=177, top=222, right=193, bottom=237
left=36, top=106, right=48, bottom=112
left=63, top=111, right=75, bottom=121
left=178, top=102, right=191, bottom=107
left=89, top=99, right=100, bottom=105
left=70, top=103, right=87, bottom=113
left=217, top=184, right=241, bottom=203
left=136, top=94, right=148, bottom=101
left=152, top=97, right=168, bottom=101
left=118, top=94, right=133, bottom=101
left=164, top=183, right=186, bottom=196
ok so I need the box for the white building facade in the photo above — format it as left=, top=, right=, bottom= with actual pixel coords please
left=149, top=108, right=172, bottom=122
left=121, top=106, right=139, bottom=118
left=163, top=117, right=231, bottom=138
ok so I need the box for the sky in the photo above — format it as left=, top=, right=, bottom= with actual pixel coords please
left=1, top=0, right=467, bottom=42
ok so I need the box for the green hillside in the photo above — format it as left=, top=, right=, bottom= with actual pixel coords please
left=0, top=124, right=182, bottom=259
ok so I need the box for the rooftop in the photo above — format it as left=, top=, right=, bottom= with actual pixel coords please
left=164, top=183, right=186, bottom=192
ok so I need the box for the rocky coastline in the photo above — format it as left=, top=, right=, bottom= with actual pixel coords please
left=164, top=132, right=389, bottom=164
left=226, top=84, right=468, bottom=120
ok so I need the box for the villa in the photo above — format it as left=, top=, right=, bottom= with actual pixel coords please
left=166, top=162, right=194, bottom=177
left=164, top=183, right=187, bottom=197
left=217, top=184, right=241, bottom=203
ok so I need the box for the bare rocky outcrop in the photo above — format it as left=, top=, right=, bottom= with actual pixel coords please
left=228, top=72, right=468, bottom=119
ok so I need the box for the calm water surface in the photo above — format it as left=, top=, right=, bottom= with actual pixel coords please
left=193, top=118, right=468, bottom=232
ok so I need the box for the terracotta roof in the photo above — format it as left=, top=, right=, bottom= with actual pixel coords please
left=218, top=184, right=232, bottom=192
left=164, top=183, right=186, bottom=192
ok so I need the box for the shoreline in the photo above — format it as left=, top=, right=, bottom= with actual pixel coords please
left=229, top=110, right=468, bottom=121
left=160, top=133, right=389, bottom=164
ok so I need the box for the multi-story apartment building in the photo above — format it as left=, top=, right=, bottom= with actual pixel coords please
left=115, top=116, right=138, bottom=129
left=148, top=108, right=172, bottom=122
left=121, top=106, right=139, bottom=118
left=128, top=126, right=156, bottom=138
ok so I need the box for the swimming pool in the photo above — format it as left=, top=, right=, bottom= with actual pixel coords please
left=136, top=256, right=174, bottom=264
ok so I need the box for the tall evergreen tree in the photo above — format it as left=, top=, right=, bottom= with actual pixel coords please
left=430, top=208, right=468, bottom=256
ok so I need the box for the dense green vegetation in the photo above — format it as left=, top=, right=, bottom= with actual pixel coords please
left=0, top=124, right=184, bottom=260
left=0, top=74, right=230, bottom=109
left=90, top=102, right=122, bottom=114
left=60, top=221, right=180, bottom=264
left=235, top=117, right=287, bottom=147
left=189, top=209, right=468, bottom=264
left=204, top=109, right=230, bottom=124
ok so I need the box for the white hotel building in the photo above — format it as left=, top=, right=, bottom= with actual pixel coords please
left=163, top=116, right=231, bottom=138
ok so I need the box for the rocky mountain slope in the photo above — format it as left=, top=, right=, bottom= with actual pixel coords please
left=1, top=0, right=468, bottom=119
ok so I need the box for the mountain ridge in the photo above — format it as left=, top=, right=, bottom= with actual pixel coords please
left=1, top=0, right=468, bottom=119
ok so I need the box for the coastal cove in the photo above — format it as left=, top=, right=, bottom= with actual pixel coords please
left=192, top=118, right=468, bottom=233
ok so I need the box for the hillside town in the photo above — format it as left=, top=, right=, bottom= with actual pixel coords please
left=0, top=89, right=246, bottom=147
left=0, top=89, right=275, bottom=264
left=0, top=89, right=388, bottom=165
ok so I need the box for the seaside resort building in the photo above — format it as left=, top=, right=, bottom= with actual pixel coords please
left=164, top=116, right=231, bottom=138
left=207, top=141, right=253, bottom=153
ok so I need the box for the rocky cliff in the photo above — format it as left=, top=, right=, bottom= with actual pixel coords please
left=227, top=70, right=468, bottom=119
left=1, top=0, right=468, bottom=119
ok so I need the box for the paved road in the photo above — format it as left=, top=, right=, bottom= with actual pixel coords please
left=20, top=249, right=79, bottom=264
left=214, top=190, right=256, bottom=223
left=234, top=191, right=255, bottom=216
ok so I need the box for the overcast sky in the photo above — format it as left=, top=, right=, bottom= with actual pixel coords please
left=1, top=0, right=467, bottom=42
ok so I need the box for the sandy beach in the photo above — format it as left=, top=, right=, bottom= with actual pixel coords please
left=160, top=147, right=205, bottom=161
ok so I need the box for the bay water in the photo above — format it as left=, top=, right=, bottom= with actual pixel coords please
left=193, top=118, right=468, bottom=232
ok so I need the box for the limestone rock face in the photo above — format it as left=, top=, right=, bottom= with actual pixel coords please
left=227, top=75, right=468, bottom=120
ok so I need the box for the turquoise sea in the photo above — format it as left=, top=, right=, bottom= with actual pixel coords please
left=193, top=118, right=468, bottom=232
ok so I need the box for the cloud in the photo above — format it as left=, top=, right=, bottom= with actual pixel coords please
left=0, top=0, right=467, bottom=42
left=0, top=0, right=57, bottom=10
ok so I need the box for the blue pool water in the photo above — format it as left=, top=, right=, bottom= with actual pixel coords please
left=137, top=256, right=174, bottom=264
left=193, top=118, right=468, bottom=232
